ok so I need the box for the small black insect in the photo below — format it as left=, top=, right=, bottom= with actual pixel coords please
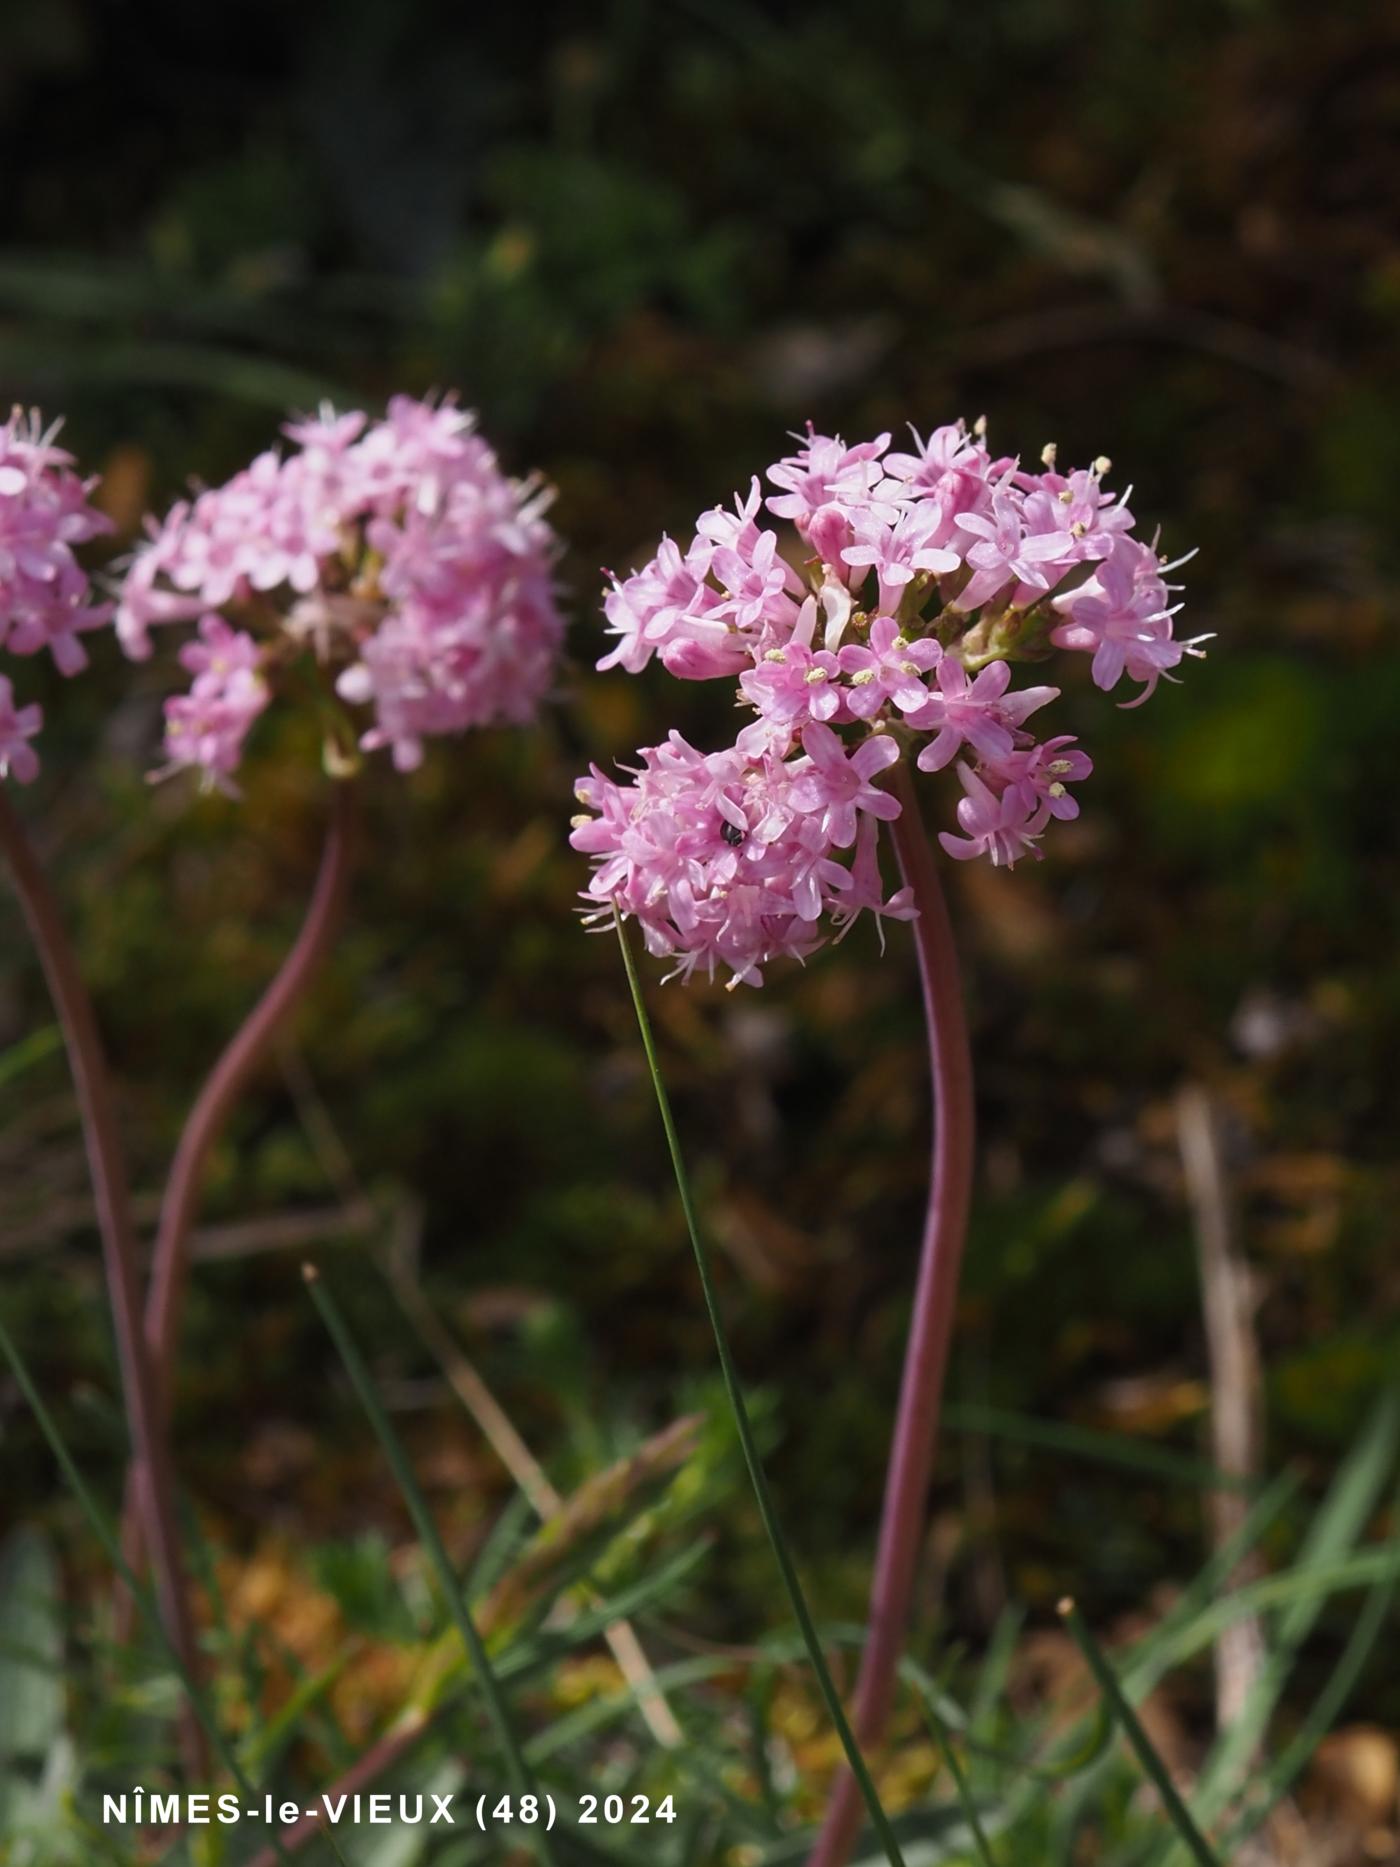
left=721, top=821, right=745, bottom=847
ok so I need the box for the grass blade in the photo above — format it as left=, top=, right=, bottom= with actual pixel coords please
left=1060, top=1599, right=1221, bottom=1867
left=922, top=1705, right=998, bottom=1867
left=0, top=1024, right=61, bottom=1091
left=614, top=915, right=907, bottom=1867
left=944, top=1403, right=1255, bottom=1493
left=1223, top=1525, right=1399, bottom=1854
left=1193, top=1390, right=1399, bottom=1821
left=303, top=1265, right=557, bottom=1867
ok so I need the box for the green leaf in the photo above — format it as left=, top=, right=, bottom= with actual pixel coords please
left=0, top=1528, right=64, bottom=1764
left=311, top=1532, right=422, bottom=1643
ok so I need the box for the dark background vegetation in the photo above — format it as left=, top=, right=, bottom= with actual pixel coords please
left=2, top=0, right=1398, bottom=1781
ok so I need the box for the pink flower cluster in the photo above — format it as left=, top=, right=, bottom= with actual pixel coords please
left=0, top=411, right=113, bottom=785
left=573, top=422, right=1201, bottom=985
left=116, top=398, right=564, bottom=791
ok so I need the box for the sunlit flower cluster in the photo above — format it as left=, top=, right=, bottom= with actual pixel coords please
left=0, top=411, right=113, bottom=784
left=573, top=421, right=1201, bottom=984
left=116, top=397, right=564, bottom=791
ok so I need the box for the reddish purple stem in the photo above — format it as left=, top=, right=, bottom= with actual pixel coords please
left=808, top=762, right=976, bottom=1867
left=0, top=789, right=207, bottom=1779
left=119, top=779, right=355, bottom=1590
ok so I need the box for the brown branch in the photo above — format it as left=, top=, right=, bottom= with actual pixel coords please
left=1177, top=1083, right=1266, bottom=1731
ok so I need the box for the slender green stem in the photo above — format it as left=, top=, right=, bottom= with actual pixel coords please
left=0, top=1309, right=290, bottom=1862
left=303, top=1265, right=558, bottom=1867
left=1059, top=1600, right=1221, bottom=1867
left=614, top=915, right=907, bottom=1867
left=924, top=1713, right=997, bottom=1867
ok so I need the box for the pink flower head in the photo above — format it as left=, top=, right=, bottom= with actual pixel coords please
left=577, top=419, right=1196, bottom=977
left=116, top=396, right=564, bottom=790
left=0, top=410, right=113, bottom=784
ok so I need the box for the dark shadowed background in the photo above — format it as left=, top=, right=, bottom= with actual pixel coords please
left=2, top=0, right=1398, bottom=1801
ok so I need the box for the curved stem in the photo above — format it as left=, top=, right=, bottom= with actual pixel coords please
left=146, top=778, right=356, bottom=1394
left=0, top=789, right=206, bottom=1779
left=118, top=779, right=355, bottom=1595
left=808, top=762, right=976, bottom=1867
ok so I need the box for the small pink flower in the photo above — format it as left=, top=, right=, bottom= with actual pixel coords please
left=994, top=734, right=1093, bottom=821
left=571, top=726, right=910, bottom=987
left=836, top=616, right=942, bottom=720
left=910, top=659, right=1058, bottom=772
left=938, top=763, right=1049, bottom=867
left=1051, top=536, right=1203, bottom=704
left=955, top=490, right=1075, bottom=610
left=766, top=426, right=892, bottom=529
left=161, top=671, right=269, bottom=796
left=788, top=721, right=901, bottom=849
left=841, top=505, right=962, bottom=617
left=1021, top=465, right=1135, bottom=563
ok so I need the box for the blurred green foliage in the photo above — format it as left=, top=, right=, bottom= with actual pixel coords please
left=1, top=0, right=1398, bottom=1796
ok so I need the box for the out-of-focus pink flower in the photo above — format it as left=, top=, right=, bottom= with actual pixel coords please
left=117, top=396, right=564, bottom=789
left=0, top=410, right=114, bottom=784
